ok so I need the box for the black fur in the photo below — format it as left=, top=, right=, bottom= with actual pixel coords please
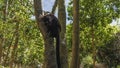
left=42, top=14, right=61, bottom=37
left=41, top=14, right=61, bottom=68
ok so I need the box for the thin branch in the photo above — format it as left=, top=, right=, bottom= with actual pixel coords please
left=51, top=0, right=58, bottom=14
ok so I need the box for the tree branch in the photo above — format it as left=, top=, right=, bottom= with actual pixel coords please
left=51, top=0, right=58, bottom=14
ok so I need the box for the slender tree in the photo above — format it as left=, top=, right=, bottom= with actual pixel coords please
left=58, top=0, right=68, bottom=68
left=10, top=22, right=19, bottom=68
left=0, top=0, right=9, bottom=64
left=70, top=0, right=80, bottom=68
left=0, top=38, right=3, bottom=63
left=91, top=25, right=96, bottom=68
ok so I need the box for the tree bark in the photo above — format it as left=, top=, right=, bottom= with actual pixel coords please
left=70, top=0, right=80, bottom=68
left=52, top=0, right=58, bottom=14
left=0, top=37, right=5, bottom=64
left=34, top=0, right=57, bottom=68
left=0, top=38, right=3, bottom=63
left=43, top=36, right=57, bottom=68
left=58, top=0, right=68, bottom=68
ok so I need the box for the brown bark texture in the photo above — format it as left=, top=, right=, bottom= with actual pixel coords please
left=70, top=0, right=80, bottom=68
left=58, top=0, right=68, bottom=68
left=52, top=0, right=58, bottom=14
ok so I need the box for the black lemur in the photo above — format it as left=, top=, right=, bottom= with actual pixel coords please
left=40, top=13, right=61, bottom=68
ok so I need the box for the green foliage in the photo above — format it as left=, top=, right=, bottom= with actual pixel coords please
left=66, top=23, right=117, bottom=66
left=82, top=55, right=93, bottom=67
left=67, top=0, right=120, bottom=67
left=0, top=65, right=9, bottom=68
left=68, top=0, right=120, bottom=26
left=0, top=0, right=44, bottom=67
left=97, top=32, right=120, bottom=67
left=66, top=23, right=72, bottom=50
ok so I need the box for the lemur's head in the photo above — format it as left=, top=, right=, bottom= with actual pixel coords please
left=39, top=11, right=54, bottom=26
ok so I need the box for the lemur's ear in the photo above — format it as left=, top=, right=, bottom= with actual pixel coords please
left=39, top=10, right=46, bottom=18
left=39, top=14, right=44, bottom=19
left=42, top=11, right=45, bottom=15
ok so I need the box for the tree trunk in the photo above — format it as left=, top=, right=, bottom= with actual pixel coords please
left=70, top=0, right=80, bottom=68
left=10, top=22, right=19, bottom=68
left=58, top=0, right=68, bottom=68
left=52, top=0, right=58, bottom=14
left=0, top=37, right=5, bottom=64
left=34, top=0, right=57, bottom=68
left=0, top=39, right=2, bottom=63
left=3, top=0, right=8, bottom=21
left=43, top=36, right=57, bottom=68
left=3, top=32, right=14, bottom=66
left=0, top=38, right=3, bottom=63
left=91, top=26, right=96, bottom=68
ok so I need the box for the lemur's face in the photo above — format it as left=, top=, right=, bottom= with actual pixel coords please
left=39, top=14, right=52, bottom=26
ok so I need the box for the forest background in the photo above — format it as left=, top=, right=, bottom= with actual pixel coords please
left=0, top=0, right=120, bottom=68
